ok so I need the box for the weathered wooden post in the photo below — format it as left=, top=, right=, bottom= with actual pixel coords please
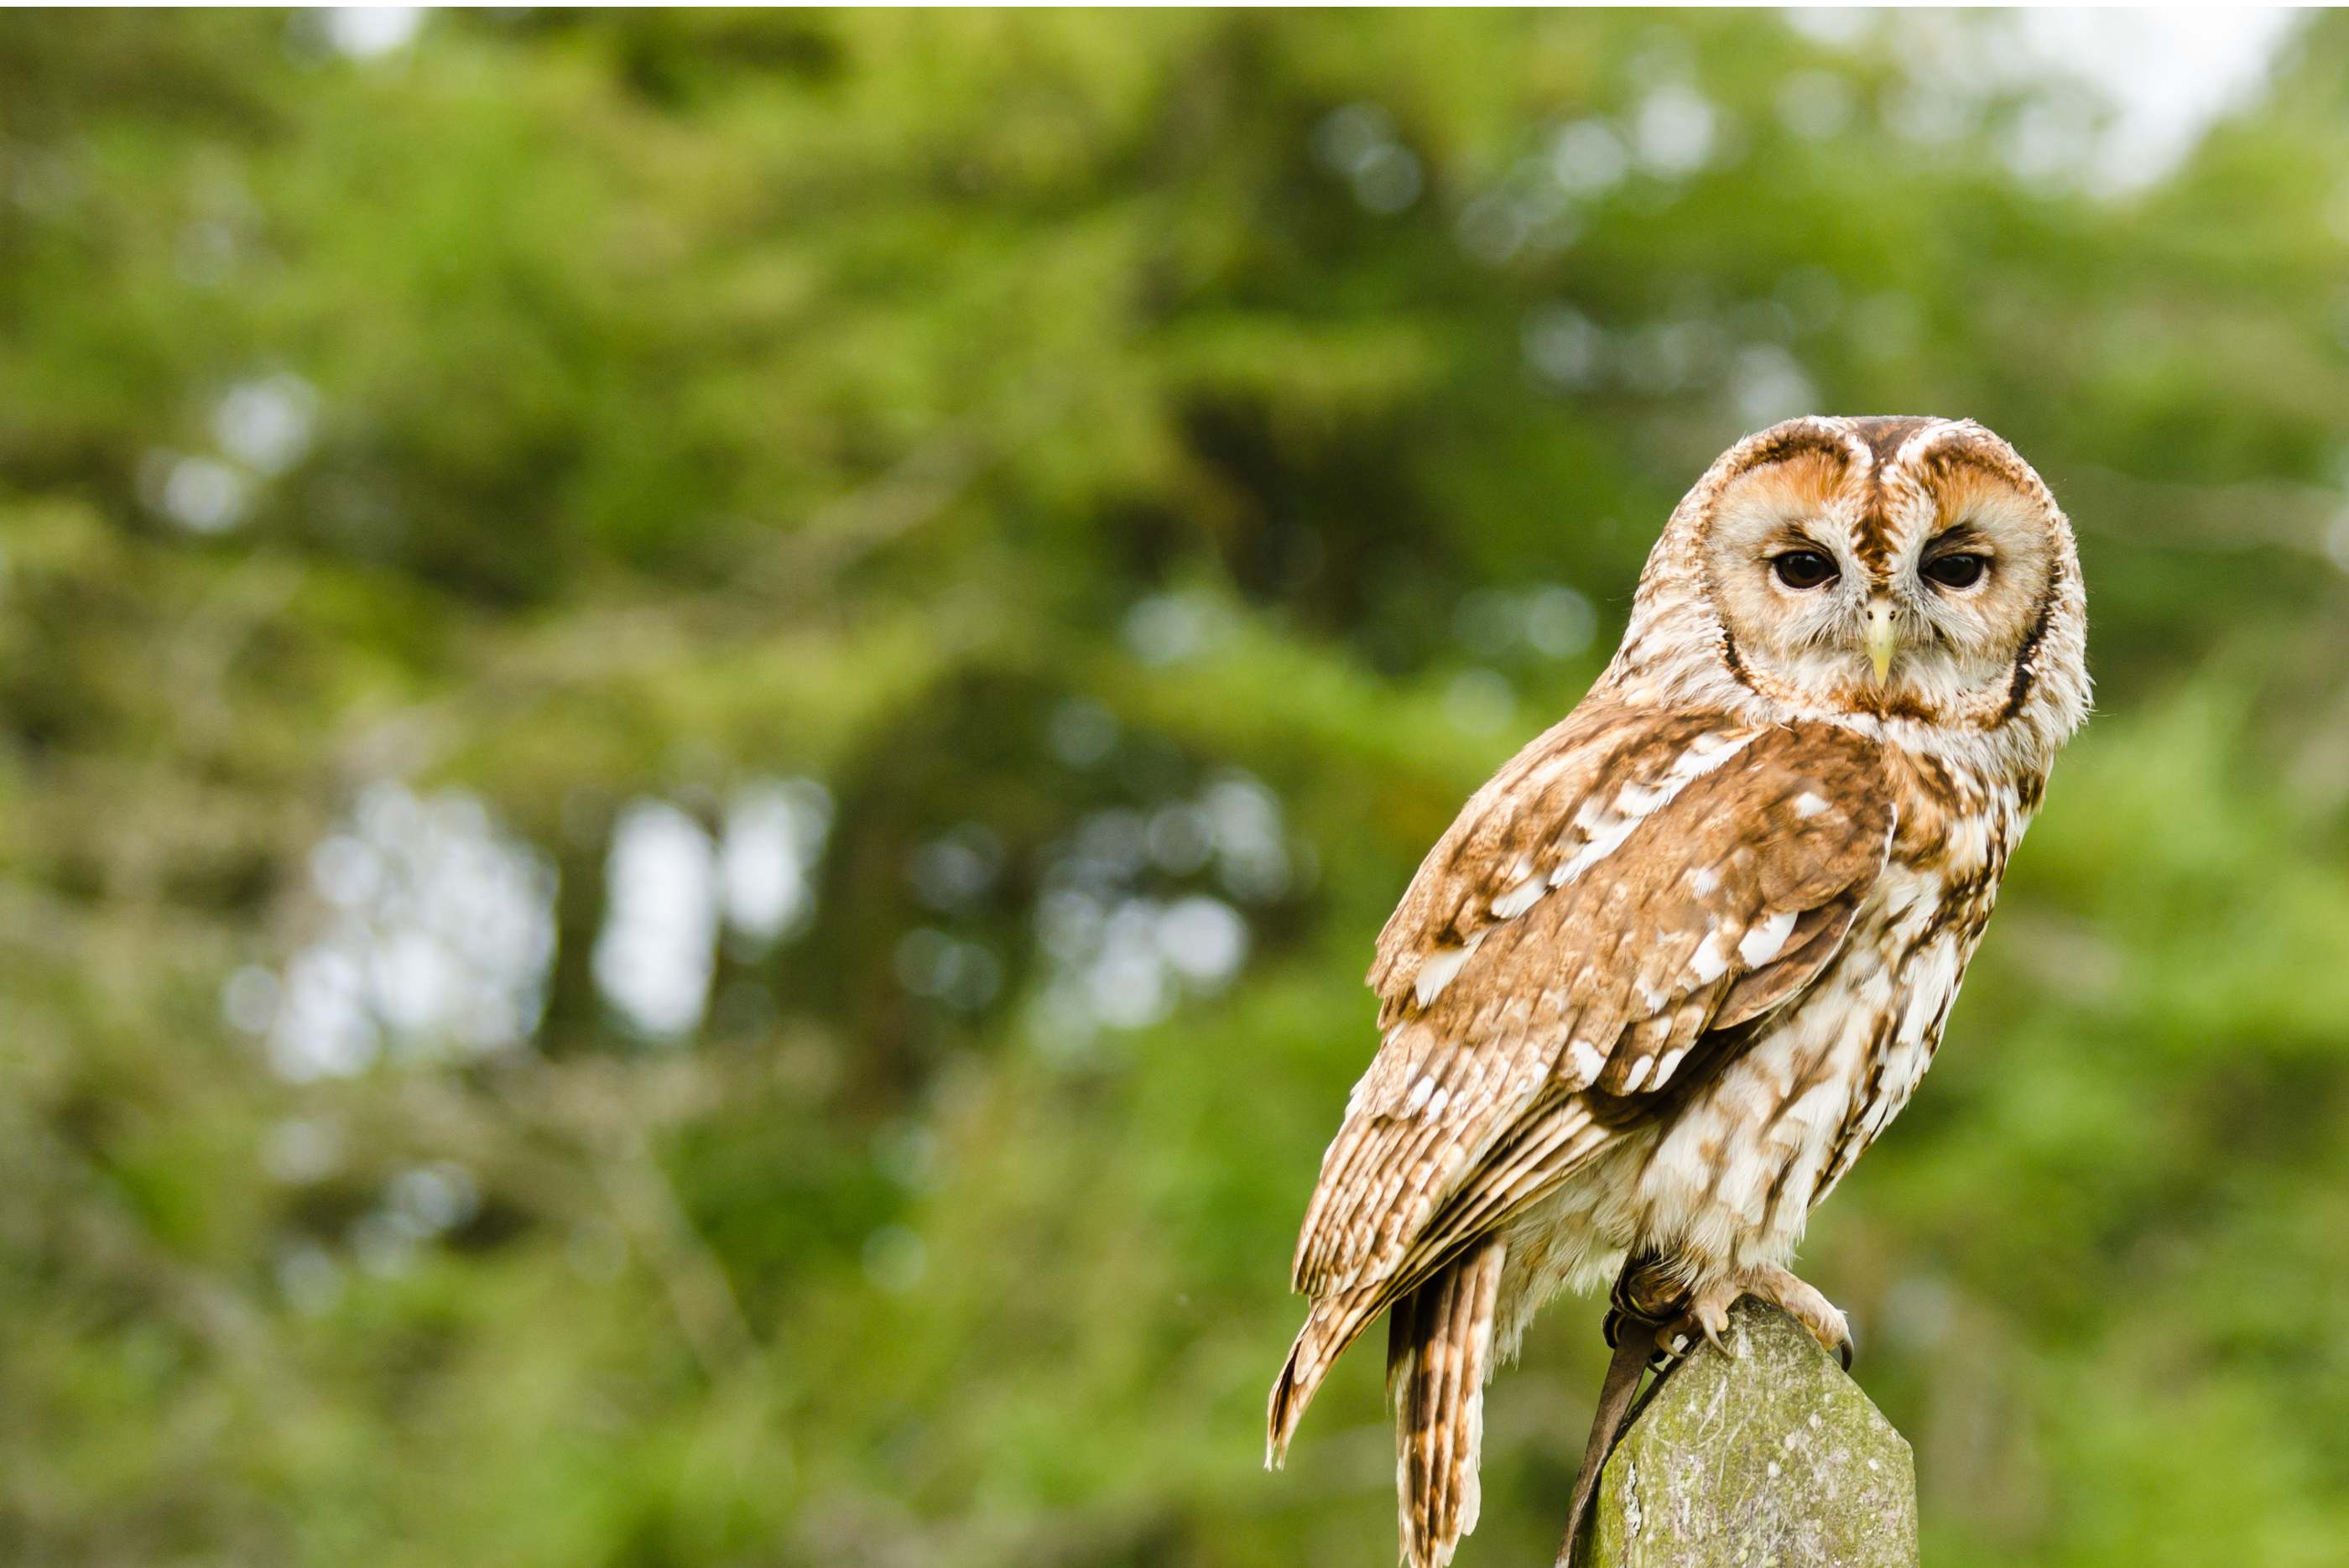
left=1581, top=1296, right=1918, bottom=1568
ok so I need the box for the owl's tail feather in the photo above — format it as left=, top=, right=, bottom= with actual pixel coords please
left=1263, top=1234, right=1512, bottom=1518
left=1387, top=1237, right=1508, bottom=1568
left=1267, top=1283, right=1384, bottom=1469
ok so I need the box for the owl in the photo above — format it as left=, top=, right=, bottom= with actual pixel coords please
left=1265, top=416, right=2088, bottom=1566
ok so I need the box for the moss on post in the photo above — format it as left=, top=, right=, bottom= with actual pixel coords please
left=1586, top=1297, right=1918, bottom=1568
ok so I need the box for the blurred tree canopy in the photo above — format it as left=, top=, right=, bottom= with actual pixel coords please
left=5, top=10, right=2349, bottom=1567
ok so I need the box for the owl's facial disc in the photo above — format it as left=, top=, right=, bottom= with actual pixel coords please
left=1700, top=440, right=2060, bottom=720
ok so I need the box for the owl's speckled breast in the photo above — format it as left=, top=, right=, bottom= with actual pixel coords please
left=1508, top=748, right=2035, bottom=1318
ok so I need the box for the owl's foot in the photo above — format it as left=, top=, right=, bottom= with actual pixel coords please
left=1737, top=1263, right=1854, bottom=1370
left=1607, top=1265, right=1852, bottom=1368
left=1648, top=1279, right=1741, bottom=1362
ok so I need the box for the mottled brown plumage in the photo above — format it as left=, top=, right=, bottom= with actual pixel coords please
left=1266, top=416, right=2088, bottom=1568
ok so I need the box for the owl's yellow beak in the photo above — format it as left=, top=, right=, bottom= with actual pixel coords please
left=1865, top=600, right=1898, bottom=685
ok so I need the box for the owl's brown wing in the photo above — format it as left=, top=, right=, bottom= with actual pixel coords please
left=1290, top=699, right=1893, bottom=1302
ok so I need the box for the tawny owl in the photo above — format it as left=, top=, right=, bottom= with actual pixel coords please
left=1265, top=415, right=2088, bottom=1565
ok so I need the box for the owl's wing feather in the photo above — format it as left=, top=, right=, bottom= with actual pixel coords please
left=1291, top=701, right=1893, bottom=1300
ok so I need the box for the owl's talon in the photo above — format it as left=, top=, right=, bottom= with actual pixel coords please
left=1652, top=1289, right=1737, bottom=1364
left=1737, top=1263, right=1854, bottom=1371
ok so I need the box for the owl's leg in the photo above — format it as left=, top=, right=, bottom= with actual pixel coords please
left=1737, top=1262, right=1855, bottom=1369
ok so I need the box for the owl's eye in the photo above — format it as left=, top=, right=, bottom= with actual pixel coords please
left=1770, top=550, right=1839, bottom=590
left=1922, top=553, right=1987, bottom=590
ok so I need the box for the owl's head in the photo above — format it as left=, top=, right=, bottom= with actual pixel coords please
left=1612, top=415, right=2088, bottom=761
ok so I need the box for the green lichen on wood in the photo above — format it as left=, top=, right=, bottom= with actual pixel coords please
left=1586, top=1298, right=1918, bottom=1568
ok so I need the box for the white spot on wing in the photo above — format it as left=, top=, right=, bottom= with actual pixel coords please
left=1621, top=1055, right=1652, bottom=1092
left=1690, top=866, right=1720, bottom=896
left=1552, top=812, right=1638, bottom=886
left=1567, top=1039, right=1605, bottom=1082
left=1404, top=1074, right=1435, bottom=1114
left=1688, top=927, right=1731, bottom=984
left=1793, top=792, right=1830, bottom=820
left=1413, top=932, right=1485, bottom=1005
left=1738, top=909, right=1798, bottom=966
left=1671, top=732, right=1754, bottom=778
left=1491, top=878, right=1545, bottom=920
left=1614, top=780, right=1671, bottom=817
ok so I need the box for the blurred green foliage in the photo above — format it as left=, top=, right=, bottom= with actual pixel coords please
left=5, top=10, right=2349, bottom=1566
